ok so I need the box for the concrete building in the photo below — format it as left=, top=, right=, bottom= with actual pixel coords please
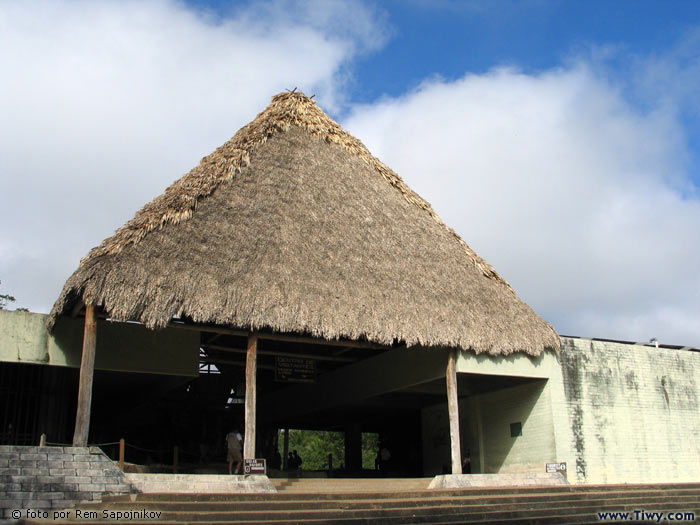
left=2, top=309, right=698, bottom=484
left=2, top=91, right=697, bottom=489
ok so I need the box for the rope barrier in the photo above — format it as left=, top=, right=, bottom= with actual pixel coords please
left=123, top=442, right=163, bottom=454
left=123, top=442, right=201, bottom=458
left=44, top=440, right=122, bottom=447
left=41, top=435, right=201, bottom=462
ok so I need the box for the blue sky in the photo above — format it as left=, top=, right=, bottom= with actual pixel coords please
left=352, top=1, right=700, bottom=99
left=1, top=0, right=699, bottom=347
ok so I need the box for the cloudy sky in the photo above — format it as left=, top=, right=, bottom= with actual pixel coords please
left=1, top=0, right=699, bottom=347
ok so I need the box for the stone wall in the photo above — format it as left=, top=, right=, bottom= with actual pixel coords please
left=0, top=445, right=133, bottom=520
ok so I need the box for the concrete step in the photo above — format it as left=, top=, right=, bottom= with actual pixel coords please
left=105, top=481, right=700, bottom=501
left=272, top=477, right=431, bottom=492
left=95, top=493, right=700, bottom=512
left=429, top=472, right=568, bottom=489
left=125, top=473, right=275, bottom=494
left=23, top=502, right=700, bottom=525
left=86, top=497, right=699, bottom=522
left=23, top=482, right=700, bottom=524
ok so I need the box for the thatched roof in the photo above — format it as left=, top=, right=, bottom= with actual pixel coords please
left=49, top=91, right=559, bottom=356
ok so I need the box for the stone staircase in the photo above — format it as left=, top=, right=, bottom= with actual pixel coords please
left=19, top=481, right=700, bottom=524
left=0, top=445, right=131, bottom=521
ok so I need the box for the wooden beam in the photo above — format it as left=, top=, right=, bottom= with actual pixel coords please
left=70, top=299, right=85, bottom=318
left=244, top=332, right=258, bottom=460
left=446, top=348, right=462, bottom=474
left=202, top=343, right=356, bottom=363
left=170, top=323, right=248, bottom=338
left=73, top=304, right=97, bottom=447
left=201, top=357, right=275, bottom=372
left=169, top=321, right=383, bottom=349
left=261, top=345, right=444, bottom=422
left=261, top=332, right=380, bottom=350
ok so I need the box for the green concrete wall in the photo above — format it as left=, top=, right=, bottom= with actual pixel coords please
left=468, top=380, right=556, bottom=474
left=0, top=310, right=50, bottom=363
left=0, top=310, right=198, bottom=377
left=456, top=347, right=557, bottom=378
left=554, top=337, right=700, bottom=484
left=453, top=340, right=700, bottom=484
left=421, top=376, right=556, bottom=477
left=452, top=349, right=561, bottom=476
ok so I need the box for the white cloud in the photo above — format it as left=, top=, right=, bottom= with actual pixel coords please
left=343, top=64, right=700, bottom=347
left=2, top=0, right=698, bottom=349
left=0, top=0, right=386, bottom=312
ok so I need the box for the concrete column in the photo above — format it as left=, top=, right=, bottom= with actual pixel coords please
left=282, top=428, right=289, bottom=471
left=344, top=423, right=362, bottom=472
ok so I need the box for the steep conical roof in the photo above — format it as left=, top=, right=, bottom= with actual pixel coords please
left=49, top=91, right=559, bottom=356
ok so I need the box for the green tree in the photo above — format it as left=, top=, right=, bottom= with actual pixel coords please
left=361, top=432, right=379, bottom=470
left=278, top=430, right=380, bottom=471
left=0, top=280, right=16, bottom=310
left=279, top=430, right=345, bottom=470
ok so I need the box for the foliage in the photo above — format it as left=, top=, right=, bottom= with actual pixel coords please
left=361, top=432, right=379, bottom=470
left=278, top=430, right=344, bottom=470
left=278, top=429, right=380, bottom=471
left=0, top=280, right=16, bottom=310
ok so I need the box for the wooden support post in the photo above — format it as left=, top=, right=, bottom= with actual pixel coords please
left=474, top=399, right=485, bottom=474
left=244, top=332, right=258, bottom=460
left=173, top=445, right=179, bottom=474
left=119, top=438, right=125, bottom=471
left=39, top=433, right=46, bottom=446
left=72, top=304, right=97, bottom=447
left=446, top=348, right=462, bottom=475
left=282, top=428, right=289, bottom=471
left=344, top=423, right=362, bottom=473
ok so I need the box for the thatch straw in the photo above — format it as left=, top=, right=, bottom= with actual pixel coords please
left=49, top=91, right=559, bottom=356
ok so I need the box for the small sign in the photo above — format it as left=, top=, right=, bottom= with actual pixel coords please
left=275, top=356, right=316, bottom=383
left=244, top=458, right=267, bottom=475
left=546, top=462, right=567, bottom=473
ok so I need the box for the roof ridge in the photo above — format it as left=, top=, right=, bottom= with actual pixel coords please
left=86, top=91, right=511, bottom=290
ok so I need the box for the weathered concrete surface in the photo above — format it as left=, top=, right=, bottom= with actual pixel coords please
left=428, top=472, right=568, bottom=489
left=0, top=310, right=198, bottom=376
left=425, top=339, right=700, bottom=485
left=555, top=337, right=700, bottom=484
left=126, top=473, right=277, bottom=493
left=467, top=379, right=556, bottom=475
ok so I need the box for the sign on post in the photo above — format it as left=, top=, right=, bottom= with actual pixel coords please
left=275, top=356, right=316, bottom=383
left=244, top=458, right=267, bottom=475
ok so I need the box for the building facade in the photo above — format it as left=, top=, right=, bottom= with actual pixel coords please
left=2, top=309, right=698, bottom=484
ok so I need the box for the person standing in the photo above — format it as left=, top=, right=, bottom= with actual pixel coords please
left=226, top=429, right=243, bottom=475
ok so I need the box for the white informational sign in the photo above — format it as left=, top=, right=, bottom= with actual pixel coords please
left=244, top=458, right=267, bottom=475
left=545, top=462, right=567, bottom=473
